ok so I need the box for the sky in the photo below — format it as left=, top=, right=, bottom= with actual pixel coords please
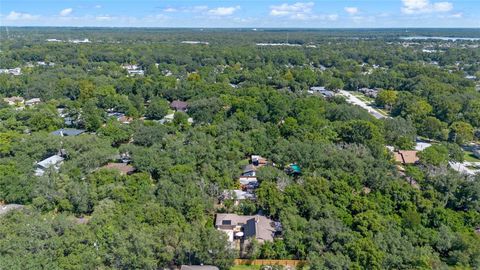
left=1, top=0, right=479, bottom=28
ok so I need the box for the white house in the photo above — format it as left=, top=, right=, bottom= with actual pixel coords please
left=35, top=155, right=64, bottom=176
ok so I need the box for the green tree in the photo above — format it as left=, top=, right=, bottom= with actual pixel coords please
left=418, top=144, right=449, bottom=166
left=145, top=97, right=169, bottom=120
left=376, top=90, right=398, bottom=110
left=449, top=121, right=474, bottom=145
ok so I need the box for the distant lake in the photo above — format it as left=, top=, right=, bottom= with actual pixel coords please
left=400, top=36, right=480, bottom=41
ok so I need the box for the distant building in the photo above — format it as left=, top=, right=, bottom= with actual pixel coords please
left=107, top=112, right=134, bottom=124
left=127, top=70, right=144, bottom=76
left=25, top=98, right=41, bottom=106
left=242, top=164, right=256, bottom=177
left=358, top=87, right=380, bottom=98
left=251, top=155, right=267, bottom=167
left=221, top=190, right=255, bottom=205
left=51, top=128, right=85, bottom=136
left=36, top=61, right=55, bottom=67
left=239, top=155, right=269, bottom=189
left=238, top=176, right=258, bottom=190
left=181, top=41, right=209, bottom=45
left=159, top=113, right=175, bottom=124
left=35, top=155, right=64, bottom=176
left=68, top=38, right=90, bottom=44
left=3, top=96, right=24, bottom=106
left=122, top=64, right=144, bottom=76
left=308, top=86, right=335, bottom=98
left=0, top=68, right=21, bottom=76
left=170, top=100, right=188, bottom=112
left=215, top=213, right=280, bottom=246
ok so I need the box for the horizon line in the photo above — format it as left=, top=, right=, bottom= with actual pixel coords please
left=1, top=26, right=480, bottom=29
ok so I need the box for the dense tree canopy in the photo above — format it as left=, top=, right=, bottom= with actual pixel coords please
left=0, top=28, right=479, bottom=269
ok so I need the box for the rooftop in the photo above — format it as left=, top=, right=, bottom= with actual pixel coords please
left=170, top=100, right=188, bottom=111
left=51, top=128, right=85, bottom=136
left=215, top=213, right=278, bottom=242
left=37, top=155, right=64, bottom=169
left=222, top=190, right=255, bottom=200
left=393, top=150, right=419, bottom=164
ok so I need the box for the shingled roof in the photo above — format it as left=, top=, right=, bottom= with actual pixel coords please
left=170, top=100, right=188, bottom=111
left=393, top=150, right=419, bottom=164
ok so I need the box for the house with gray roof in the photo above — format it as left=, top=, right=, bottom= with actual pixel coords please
left=51, top=128, right=85, bottom=136
left=35, top=155, right=64, bottom=176
left=308, top=86, right=335, bottom=98
left=215, top=213, right=280, bottom=247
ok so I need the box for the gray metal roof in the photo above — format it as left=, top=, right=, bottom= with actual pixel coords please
left=37, top=155, right=64, bottom=169
left=51, top=128, right=85, bottom=136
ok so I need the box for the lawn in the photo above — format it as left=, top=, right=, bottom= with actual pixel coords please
left=231, top=265, right=261, bottom=270
left=464, top=151, right=480, bottom=162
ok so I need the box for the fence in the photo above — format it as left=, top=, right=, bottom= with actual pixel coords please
left=234, top=259, right=306, bottom=267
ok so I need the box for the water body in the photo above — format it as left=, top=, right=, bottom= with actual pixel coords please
left=400, top=36, right=480, bottom=41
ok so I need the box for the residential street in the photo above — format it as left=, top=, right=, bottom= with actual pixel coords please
left=338, top=90, right=389, bottom=119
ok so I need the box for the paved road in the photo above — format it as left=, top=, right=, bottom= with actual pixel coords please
left=338, top=90, right=389, bottom=119
left=449, top=161, right=480, bottom=176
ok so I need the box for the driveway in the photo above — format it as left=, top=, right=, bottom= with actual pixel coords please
left=449, top=161, right=480, bottom=176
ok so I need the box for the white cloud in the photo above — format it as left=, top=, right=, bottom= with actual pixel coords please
left=191, top=6, right=209, bottom=13
left=270, top=2, right=315, bottom=20
left=95, top=5, right=102, bottom=9
left=352, top=16, right=376, bottom=23
left=450, top=12, right=463, bottom=18
left=325, top=14, right=339, bottom=21
left=401, top=0, right=453, bottom=14
left=59, top=8, right=73, bottom=16
left=95, top=16, right=112, bottom=21
left=270, top=2, right=314, bottom=16
left=163, top=8, right=177, bottom=12
left=5, top=11, right=38, bottom=20
left=207, top=6, right=240, bottom=16
left=344, top=7, right=359, bottom=15
left=439, top=12, right=463, bottom=19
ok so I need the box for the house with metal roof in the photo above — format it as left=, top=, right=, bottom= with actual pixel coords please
left=35, top=155, right=64, bottom=176
left=51, top=128, right=85, bottom=136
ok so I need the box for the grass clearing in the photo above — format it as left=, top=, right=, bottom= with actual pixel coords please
left=231, top=265, right=262, bottom=270
left=464, top=151, right=480, bottom=162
